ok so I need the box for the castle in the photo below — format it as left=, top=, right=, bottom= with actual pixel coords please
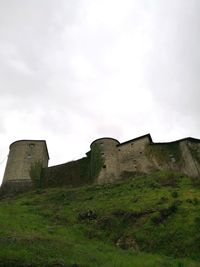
left=1, top=134, right=200, bottom=193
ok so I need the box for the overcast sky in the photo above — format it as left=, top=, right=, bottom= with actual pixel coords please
left=1, top=0, right=200, bottom=184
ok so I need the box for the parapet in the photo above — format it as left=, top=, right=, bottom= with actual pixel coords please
left=9, top=140, right=49, bottom=159
left=90, top=137, right=120, bottom=148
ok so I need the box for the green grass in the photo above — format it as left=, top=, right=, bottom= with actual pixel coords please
left=0, top=171, right=200, bottom=266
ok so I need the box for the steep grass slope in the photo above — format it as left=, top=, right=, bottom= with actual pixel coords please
left=0, top=171, right=200, bottom=267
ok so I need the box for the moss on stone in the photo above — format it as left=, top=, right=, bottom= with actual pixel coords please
left=29, top=161, right=43, bottom=188
left=188, top=146, right=200, bottom=164
left=145, top=143, right=182, bottom=165
left=90, top=143, right=105, bottom=180
left=41, top=157, right=92, bottom=188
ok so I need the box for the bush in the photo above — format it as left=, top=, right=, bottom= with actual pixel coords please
left=151, top=211, right=161, bottom=224
left=171, top=191, right=178, bottom=198
left=151, top=203, right=178, bottom=225
left=191, top=177, right=200, bottom=188
left=195, top=216, right=200, bottom=228
left=29, top=161, right=43, bottom=188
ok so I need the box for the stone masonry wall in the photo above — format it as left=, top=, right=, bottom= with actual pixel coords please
left=118, top=136, right=153, bottom=176
left=1, top=135, right=200, bottom=194
left=2, top=140, right=49, bottom=184
left=42, top=157, right=92, bottom=187
left=180, top=140, right=200, bottom=177
left=90, top=138, right=120, bottom=184
left=60, top=136, right=200, bottom=185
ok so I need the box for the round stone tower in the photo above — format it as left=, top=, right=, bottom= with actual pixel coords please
left=1, top=140, right=49, bottom=192
left=90, top=137, right=120, bottom=184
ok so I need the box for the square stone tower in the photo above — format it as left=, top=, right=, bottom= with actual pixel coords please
left=2, top=140, right=49, bottom=192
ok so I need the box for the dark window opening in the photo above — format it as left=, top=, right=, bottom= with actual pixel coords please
left=29, top=144, right=35, bottom=148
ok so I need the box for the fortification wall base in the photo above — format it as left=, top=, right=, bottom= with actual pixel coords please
left=1, top=135, right=200, bottom=191
left=0, top=180, right=33, bottom=196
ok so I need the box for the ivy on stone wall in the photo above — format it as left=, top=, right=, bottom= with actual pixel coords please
left=90, top=143, right=105, bottom=179
left=41, top=157, right=92, bottom=188
left=29, top=161, right=43, bottom=188
left=188, top=146, right=200, bottom=164
left=145, top=143, right=182, bottom=165
left=29, top=143, right=104, bottom=188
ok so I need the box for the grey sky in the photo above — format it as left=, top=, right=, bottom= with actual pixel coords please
left=0, top=0, right=200, bottom=184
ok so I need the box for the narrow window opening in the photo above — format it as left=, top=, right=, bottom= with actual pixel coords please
left=29, top=144, right=35, bottom=149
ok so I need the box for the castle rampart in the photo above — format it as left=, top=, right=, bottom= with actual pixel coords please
left=1, top=134, right=200, bottom=193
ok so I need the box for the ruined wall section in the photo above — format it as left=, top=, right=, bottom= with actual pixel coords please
left=145, top=142, right=182, bottom=173
left=179, top=139, right=200, bottom=177
left=145, top=138, right=200, bottom=178
left=90, top=138, right=120, bottom=184
left=118, top=136, right=153, bottom=177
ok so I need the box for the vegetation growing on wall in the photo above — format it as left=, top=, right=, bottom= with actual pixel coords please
left=145, top=143, right=182, bottom=166
left=29, top=161, right=43, bottom=188
left=189, top=145, right=200, bottom=164
left=90, top=143, right=105, bottom=180
left=188, top=145, right=200, bottom=184
left=41, top=157, right=92, bottom=188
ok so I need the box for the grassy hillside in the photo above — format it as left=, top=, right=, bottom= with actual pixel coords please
left=0, top=171, right=200, bottom=266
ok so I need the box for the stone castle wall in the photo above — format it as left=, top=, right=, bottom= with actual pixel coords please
left=90, top=138, right=120, bottom=184
left=118, top=135, right=154, bottom=176
left=2, top=140, right=49, bottom=186
left=42, top=157, right=91, bottom=187
left=179, top=140, right=200, bottom=177
left=92, top=135, right=200, bottom=184
left=1, top=134, right=200, bottom=193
